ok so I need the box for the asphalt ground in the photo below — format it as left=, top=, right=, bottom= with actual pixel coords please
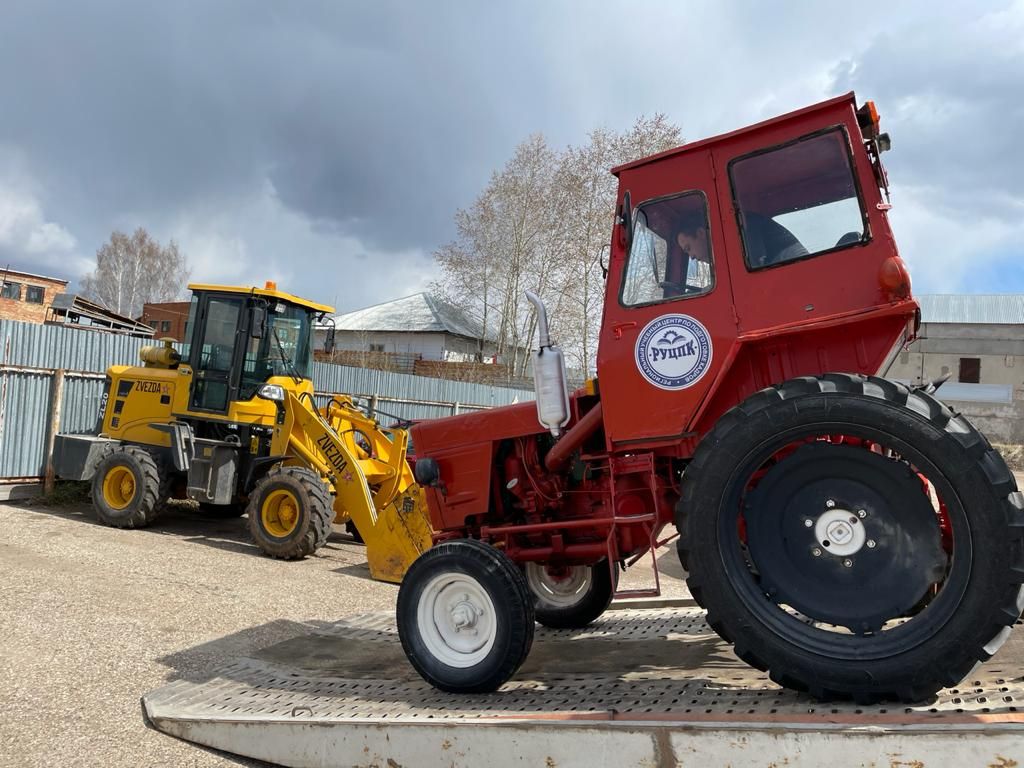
left=0, top=498, right=690, bottom=768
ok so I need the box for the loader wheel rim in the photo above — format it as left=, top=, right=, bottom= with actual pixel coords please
left=524, top=563, right=592, bottom=608
left=720, top=425, right=970, bottom=660
left=261, top=489, right=302, bottom=538
left=416, top=572, right=497, bottom=668
left=102, top=466, right=137, bottom=510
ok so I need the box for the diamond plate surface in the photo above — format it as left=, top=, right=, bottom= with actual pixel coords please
left=144, top=607, right=1024, bottom=726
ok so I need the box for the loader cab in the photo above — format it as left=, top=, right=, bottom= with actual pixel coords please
left=597, top=93, right=914, bottom=450
left=184, top=282, right=331, bottom=414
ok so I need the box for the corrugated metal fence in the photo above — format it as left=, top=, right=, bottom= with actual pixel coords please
left=0, top=320, right=533, bottom=481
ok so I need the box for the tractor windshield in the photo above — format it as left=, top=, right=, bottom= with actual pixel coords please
left=239, top=303, right=314, bottom=399
left=729, top=127, right=868, bottom=270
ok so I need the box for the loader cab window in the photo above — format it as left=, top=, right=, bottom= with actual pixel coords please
left=730, top=127, right=868, bottom=270
left=239, top=303, right=314, bottom=400
left=620, top=191, right=714, bottom=307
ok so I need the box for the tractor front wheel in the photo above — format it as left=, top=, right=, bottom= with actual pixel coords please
left=678, top=374, right=1024, bottom=702
left=397, top=539, right=535, bottom=692
left=91, top=445, right=163, bottom=529
left=524, top=561, right=616, bottom=629
left=246, top=466, right=333, bottom=559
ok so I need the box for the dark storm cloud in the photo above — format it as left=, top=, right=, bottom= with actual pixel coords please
left=0, top=0, right=1022, bottom=302
left=0, top=1, right=562, bottom=253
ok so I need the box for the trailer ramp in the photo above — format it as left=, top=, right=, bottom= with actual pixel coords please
left=143, top=603, right=1024, bottom=767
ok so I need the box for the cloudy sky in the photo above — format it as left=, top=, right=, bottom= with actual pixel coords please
left=1, top=1, right=1022, bottom=313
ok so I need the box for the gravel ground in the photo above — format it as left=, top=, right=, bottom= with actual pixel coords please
left=0, top=498, right=689, bottom=768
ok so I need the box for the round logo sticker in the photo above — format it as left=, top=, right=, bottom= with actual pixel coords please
left=634, top=314, right=713, bottom=390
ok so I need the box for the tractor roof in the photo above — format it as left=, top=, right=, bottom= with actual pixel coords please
left=188, top=282, right=334, bottom=314
left=611, top=92, right=857, bottom=176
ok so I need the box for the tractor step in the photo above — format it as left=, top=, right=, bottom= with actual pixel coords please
left=143, top=602, right=1024, bottom=768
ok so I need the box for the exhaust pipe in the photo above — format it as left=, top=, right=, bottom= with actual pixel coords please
left=525, top=291, right=570, bottom=438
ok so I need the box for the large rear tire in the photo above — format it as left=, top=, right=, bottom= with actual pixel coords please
left=678, top=374, right=1024, bottom=702
left=524, top=561, right=616, bottom=629
left=91, top=445, right=163, bottom=529
left=246, top=466, right=333, bottom=559
left=398, top=539, right=535, bottom=692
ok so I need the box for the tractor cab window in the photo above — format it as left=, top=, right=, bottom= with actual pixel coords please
left=730, top=127, right=867, bottom=270
left=239, top=303, right=313, bottom=400
left=620, top=191, right=714, bottom=307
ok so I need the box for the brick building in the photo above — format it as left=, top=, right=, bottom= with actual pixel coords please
left=137, top=301, right=191, bottom=340
left=0, top=268, right=69, bottom=324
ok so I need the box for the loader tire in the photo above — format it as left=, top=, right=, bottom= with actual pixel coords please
left=524, top=561, right=616, bottom=629
left=398, top=539, right=535, bottom=693
left=247, top=466, right=333, bottom=560
left=91, top=445, right=163, bottom=529
left=677, top=373, right=1024, bottom=703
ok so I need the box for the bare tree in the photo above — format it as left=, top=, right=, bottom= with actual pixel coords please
left=550, top=115, right=683, bottom=376
left=80, top=228, right=190, bottom=318
left=433, top=115, right=682, bottom=379
left=433, top=134, right=558, bottom=382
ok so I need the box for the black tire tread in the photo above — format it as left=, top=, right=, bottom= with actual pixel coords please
left=397, top=538, right=535, bottom=693
left=676, top=373, right=1024, bottom=703
left=246, top=465, right=334, bottom=559
left=91, top=444, right=163, bottom=529
left=529, top=562, right=617, bottom=629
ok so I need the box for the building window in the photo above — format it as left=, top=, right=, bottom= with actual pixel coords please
left=25, top=286, right=44, bottom=304
left=149, top=320, right=159, bottom=329
left=1, top=281, right=22, bottom=300
left=160, top=320, right=172, bottom=332
left=368, top=343, right=385, bottom=352
left=959, top=357, right=981, bottom=384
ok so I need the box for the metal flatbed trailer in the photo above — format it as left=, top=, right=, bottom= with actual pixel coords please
left=143, top=600, right=1024, bottom=767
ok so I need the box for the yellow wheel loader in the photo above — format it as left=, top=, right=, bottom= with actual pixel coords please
left=52, top=282, right=432, bottom=583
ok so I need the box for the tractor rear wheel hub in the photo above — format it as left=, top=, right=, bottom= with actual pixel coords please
left=813, top=508, right=867, bottom=557
left=744, top=443, right=948, bottom=634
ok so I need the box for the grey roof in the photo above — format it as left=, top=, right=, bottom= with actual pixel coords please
left=332, top=293, right=496, bottom=341
left=918, top=294, right=1024, bottom=325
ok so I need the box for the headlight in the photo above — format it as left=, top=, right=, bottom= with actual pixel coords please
left=256, top=384, right=286, bottom=402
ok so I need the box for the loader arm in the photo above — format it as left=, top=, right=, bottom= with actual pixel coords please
left=280, top=392, right=432, bottom=583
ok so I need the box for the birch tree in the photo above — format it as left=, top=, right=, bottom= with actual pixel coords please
left=433, top=115, right=683, bottom=380
left=81, top=228, right=190, bottom=318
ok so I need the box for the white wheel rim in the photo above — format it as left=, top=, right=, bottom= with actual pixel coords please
left=524, top=563, right=592, bottom=608
left=416, top=572, right=497, bottom=668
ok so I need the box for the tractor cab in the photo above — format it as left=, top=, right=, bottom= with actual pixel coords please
left=595, top=92, right=913, bottom=449
left=182, top=282, right=332, bottom=415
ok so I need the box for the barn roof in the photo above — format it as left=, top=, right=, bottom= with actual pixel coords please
left=331, top=293, right=496, bottom=341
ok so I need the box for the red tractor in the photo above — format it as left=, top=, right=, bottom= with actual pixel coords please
left=397, top=93, right=1024, bottom=702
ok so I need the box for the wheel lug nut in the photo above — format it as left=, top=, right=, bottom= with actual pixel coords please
left=812, top=547, right=822, bottom=557
left=867, top=540, right=876, bottom=549
left=857, top=509, right=866, bottom=518
left=826, top=499, right=836, bottom=508
left=843, top=558, right=853, bottom=568
left=849, top=516, right=858, bottom=524
left=804, top=519, right=814, bottom=528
